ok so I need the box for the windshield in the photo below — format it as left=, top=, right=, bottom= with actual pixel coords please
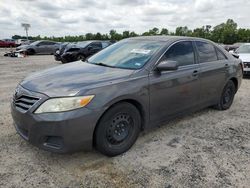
left=87, top=40, right=164, bottom=69
left=30, top=41, right=40, bottom=45
left=236, top=45, right=250, bottom=54
left=77, top=41, right=92, bottom=48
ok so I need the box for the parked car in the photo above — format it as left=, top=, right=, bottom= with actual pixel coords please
left=0, top=39, right=16, bottom=47
left=16, top=40, right=60, bottom=55
left=15, top=39, right=35, bottom=46
left=11, top=36, right=243, bottom=156
left=235, top=43, right=250, bottom=75
left=55, top=40, right=112, bottom=63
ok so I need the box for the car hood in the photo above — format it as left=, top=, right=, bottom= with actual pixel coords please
left=238, top=53, right=250, bottom=62
left=17, top=44, right=33, bottom=49
left=20, top=61, right=135, bottom=97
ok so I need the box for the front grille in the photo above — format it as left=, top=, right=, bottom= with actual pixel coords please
left=13, top=95, right=40, bottom=112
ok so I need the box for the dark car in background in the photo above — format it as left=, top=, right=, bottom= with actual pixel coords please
left=16, top=40, right=60, bottom=55
left=54, top=42, right=70, bottom=61
left=11, top=36, right=242, bottom=156
left=0, top=39, right=16, bottom=47
left=55, top=40, right=112, bottom=63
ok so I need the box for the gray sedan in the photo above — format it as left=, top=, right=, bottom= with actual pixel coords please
left=11, top=36, right=243, bottom=156
left=16, top=40, right=60, bottom=55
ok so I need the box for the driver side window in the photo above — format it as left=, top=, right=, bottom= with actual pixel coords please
left=161, top=41, right=195, bottom=66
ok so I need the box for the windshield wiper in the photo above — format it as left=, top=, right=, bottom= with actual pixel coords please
left=94, top=62, right=115, bottom=68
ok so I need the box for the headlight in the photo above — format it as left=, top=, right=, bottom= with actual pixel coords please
left=34, top=95, right=94, bottom=114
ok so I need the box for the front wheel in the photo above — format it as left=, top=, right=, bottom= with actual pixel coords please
left=94, top=102, right=141, bottom=156
left=27, top=49, right=35, bottom=55
left=214, top=80, right=236, bottom=110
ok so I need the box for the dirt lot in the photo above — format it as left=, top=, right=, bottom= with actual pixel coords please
left=0, top=48, right=250, bottom=188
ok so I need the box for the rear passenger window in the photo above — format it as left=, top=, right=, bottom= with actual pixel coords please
left=196, top=41, right=217, bottom=63
left=163, top=41, right=195, bottom=66
left=216, top=48, right=227, bottom=60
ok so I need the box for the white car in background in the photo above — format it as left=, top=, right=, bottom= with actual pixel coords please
left=235, top=43, right=250, bottom=76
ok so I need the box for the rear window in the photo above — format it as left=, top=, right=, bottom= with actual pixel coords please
left=196, top=41, right=217, bottom=63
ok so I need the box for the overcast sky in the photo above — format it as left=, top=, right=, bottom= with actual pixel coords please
left=0, top=0, right=249, bottom=38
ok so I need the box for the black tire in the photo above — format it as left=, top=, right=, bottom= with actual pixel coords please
left=27, top=49, right=35, bottom=55
left=95, top=102, right=141, bottom=156
left=214, top=80, right=236, bottom=110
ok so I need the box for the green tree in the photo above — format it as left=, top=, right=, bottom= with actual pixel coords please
left=175, top=26, right=191, bottom=36
left=160, top=28, right=169, bottom=35
left=122, top=31, right=130, bottom=38
left=212, top=19, right=238, bottom=44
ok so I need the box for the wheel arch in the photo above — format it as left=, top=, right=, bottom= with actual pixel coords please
left=27, top=48, right=35, bottom=55
left=229, top=77, right=238, bottom=93
left=92, top=98, right=146, bottom=146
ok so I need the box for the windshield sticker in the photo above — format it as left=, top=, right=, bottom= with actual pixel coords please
left=135, top=63, right=142, bottom=66
left=130, top=49, right=151, bottom=54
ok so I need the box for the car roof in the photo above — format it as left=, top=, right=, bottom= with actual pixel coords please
left=127, top=35, right=212, bottom=43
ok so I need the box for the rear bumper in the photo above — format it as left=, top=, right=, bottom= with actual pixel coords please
left=11, top=100, right=102, bottom=153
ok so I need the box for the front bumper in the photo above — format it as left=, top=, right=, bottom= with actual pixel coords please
left=54, top=54, right=61, bottom=61
left=61, top=52, right=78, bottom=63
left=11, top=87, right=102, bottom=153
left=243, top=68, right=250, bottom=76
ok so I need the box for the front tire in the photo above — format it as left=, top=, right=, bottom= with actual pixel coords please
left=95, top=102, right=141, bottom=156
left=27, top=48, right=35, bottom=55
left=214, top=80, right=236, bottom=110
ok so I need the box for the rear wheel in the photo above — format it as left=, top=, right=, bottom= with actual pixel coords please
left=214, top=80, right=236, bottom=110
left=95, top=102, right=141, bottom=156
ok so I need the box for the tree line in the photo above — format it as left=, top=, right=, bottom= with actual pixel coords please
left=12, top=19, right=250, bottom=44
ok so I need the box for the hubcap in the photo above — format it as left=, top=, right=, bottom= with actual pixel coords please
left=106, top=114, right=133, bottom=145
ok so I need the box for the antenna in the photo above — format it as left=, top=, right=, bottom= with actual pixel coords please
left=21, top=23, right=31, bottom=40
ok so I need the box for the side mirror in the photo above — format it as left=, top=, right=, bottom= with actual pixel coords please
left=155, top=60, right=179, bottom=71
left=88, top=46, right=93, bottom=50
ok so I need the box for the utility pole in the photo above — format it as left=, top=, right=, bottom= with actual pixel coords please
left=21, top=23, right=31, bottom=40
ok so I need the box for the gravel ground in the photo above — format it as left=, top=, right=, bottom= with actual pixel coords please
left=0, top=48, right=250, bottom=188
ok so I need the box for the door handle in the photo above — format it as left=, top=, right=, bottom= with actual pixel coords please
left=192, top=70, right=199, bottom=77
left=225, top=63, right=229, bottom=68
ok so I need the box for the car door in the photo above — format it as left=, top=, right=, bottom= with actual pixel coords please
left=35, top=41, right=47, bottom=54
left=149, top=41, right=201, bottom=124
left=195, top=41, right=228, bottom=105
left=44, top=41, right=57, bottom=54
left=87, top=42, right=102, bottom=55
